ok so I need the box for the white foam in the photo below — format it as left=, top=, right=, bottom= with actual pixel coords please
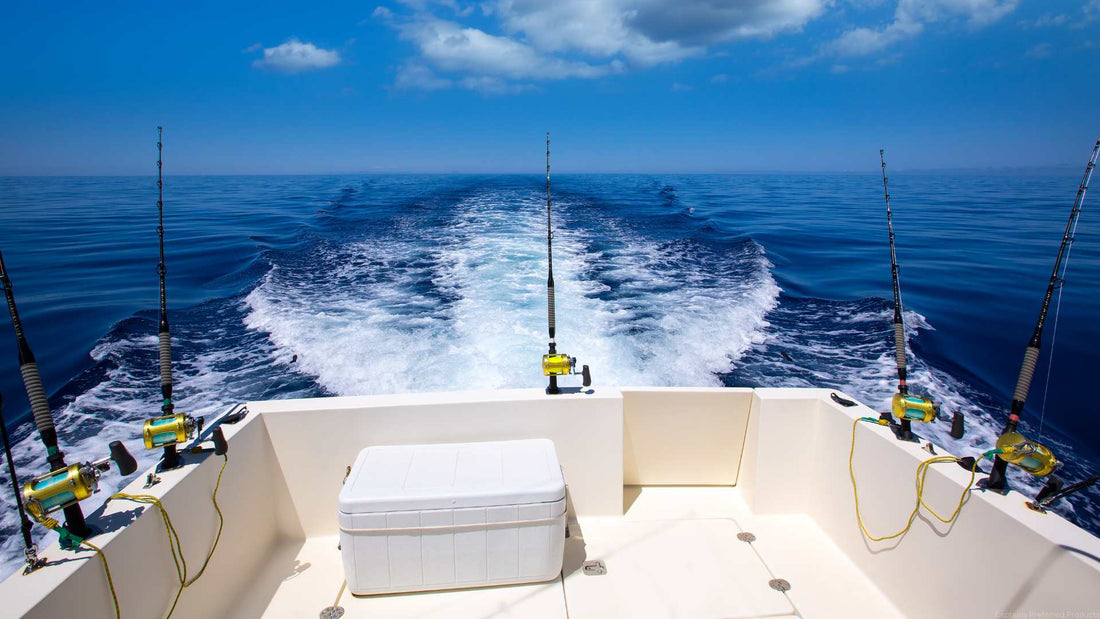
left=243, top=188, right=781, bottom=394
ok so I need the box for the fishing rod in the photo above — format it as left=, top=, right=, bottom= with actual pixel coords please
left=540, top=132, right=591, bottom=394
left=157, top=126, right=173, bottom=417
left=0, top=248, right=92, bottom=538
left=1, top=250, right=138, bottom=543
left=0, top=394, right=44, bottom=572
left=984, top=137, right=1099, bottom=494
left=878, top=150, right=939, bottom=442
left=142, top=126, right=200, bottom=470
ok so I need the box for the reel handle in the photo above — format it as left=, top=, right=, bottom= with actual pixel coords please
left=581, top=365, right=591, bottom=387
left=950, top=411, right=965, bottom=439
left=111, top=441, right=138, bottom=476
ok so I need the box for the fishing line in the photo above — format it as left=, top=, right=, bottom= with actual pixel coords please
left=1036, top=207, right=1081, bottom=441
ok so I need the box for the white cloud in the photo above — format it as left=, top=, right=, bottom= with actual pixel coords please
left=827, top=0, right=1018, bottom=57
left=373, top=6, right=394, bottom=19
left=252, top=39, right=341, bottom=72
left=711, top=73, right=730, bottom=83
left=457, top=76, right=537, bottom=94
left=1086, top=0, right=1100, bottom=20
left=397, top=17, right=622, bottom=80
left=670, top=82, right=694, bottom=91
left=1026, top=42, right=1052, bottom=58
left=827, top=19, right=922, bottom=55
left=487, top=0, right=827, bottom=66
left=1030, top=13, right=1069, bottom=27
left=383, top=0, right=830, bottom=92
left=394, top=63, right=452, bottom=90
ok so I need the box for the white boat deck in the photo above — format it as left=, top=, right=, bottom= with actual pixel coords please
left=4, top=387, right=1099, bottom=619
left=237, top=486, right=899, bottom=619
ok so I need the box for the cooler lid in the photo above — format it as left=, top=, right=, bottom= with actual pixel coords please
left=338, top=438, right=566, bottom=514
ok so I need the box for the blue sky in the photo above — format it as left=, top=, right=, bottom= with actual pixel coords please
left=1, top=0, right=1097, bottom=174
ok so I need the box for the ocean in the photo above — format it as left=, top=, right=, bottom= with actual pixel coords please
left=0, top=172, right=1097, bottom=576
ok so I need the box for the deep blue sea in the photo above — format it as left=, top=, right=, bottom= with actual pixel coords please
left=0, top=173, right=1098, bottom=575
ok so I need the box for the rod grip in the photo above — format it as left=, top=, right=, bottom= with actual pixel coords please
left=1013, top=346, right=1040, bottom=404
left=893, top=323, right=906, bottom=372
left=547, top=285, right=556, bottom=331
left=158, top=331, right=173, bottom=390
left=20, top=362, right=55, bottom=439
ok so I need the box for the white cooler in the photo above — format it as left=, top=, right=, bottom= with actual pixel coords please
left=337, top=438, right=567, bottom=595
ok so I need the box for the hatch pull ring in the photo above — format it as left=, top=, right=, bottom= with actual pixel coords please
left=582, top=560, right=606, bottom=576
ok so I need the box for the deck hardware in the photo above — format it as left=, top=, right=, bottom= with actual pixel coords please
left=144, top=472, right=161, bottom=488
left=830, top=392, right=857, bottom=407
left=319, top=606, right=345, bottom=619
left=736, top=532, right=756, bottom=543
left=923, top=442, right=937, bottom=456
left=342, top=465, right=351, bottom=485
left=582, top=560, right=606, bottom=575
left=221, top=406, right=249, bottom=424
left=769, top=578, right=791, bottom=592
left=1025, top=501, right=1047, bottom=514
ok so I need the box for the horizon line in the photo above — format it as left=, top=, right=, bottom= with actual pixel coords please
left=0, top=165, right=1085, bottom=178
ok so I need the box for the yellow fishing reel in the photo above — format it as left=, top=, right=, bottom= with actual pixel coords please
left=143, top=413, right=198, bottom=450
left=23, top=441, right=137, bottom=520
left=891, top=393, right=937, bottom=423
left=542, top=354, right=573, bottom=376
left=996, top=432, right=1060, bottom=477
left=542, top=353, right=592, bottom=394
left=143, top=412, right=200, bottom=470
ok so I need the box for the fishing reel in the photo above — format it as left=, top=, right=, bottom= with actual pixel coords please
left=542, top=353, right=592, bottom=395
left=995, top=431, right=1060, bottom=478
left=886, top=392, right=937, bottom=442
left=143, top=412, right=201, bottom=470
left=982, top=431, right=1064, bottom=501
left=23, top=441, right=137, bottom=522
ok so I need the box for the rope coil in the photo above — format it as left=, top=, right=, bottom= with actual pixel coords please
left=849, top=417, right=993, bottom=542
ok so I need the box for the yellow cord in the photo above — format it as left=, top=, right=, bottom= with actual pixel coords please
left=849, top=418, right=981, bottom=542
left=80, top=538, right=121, bottom=619
left=109, top=453, right=229, bottom=618
left=34, top=515, right=121, bottom=619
